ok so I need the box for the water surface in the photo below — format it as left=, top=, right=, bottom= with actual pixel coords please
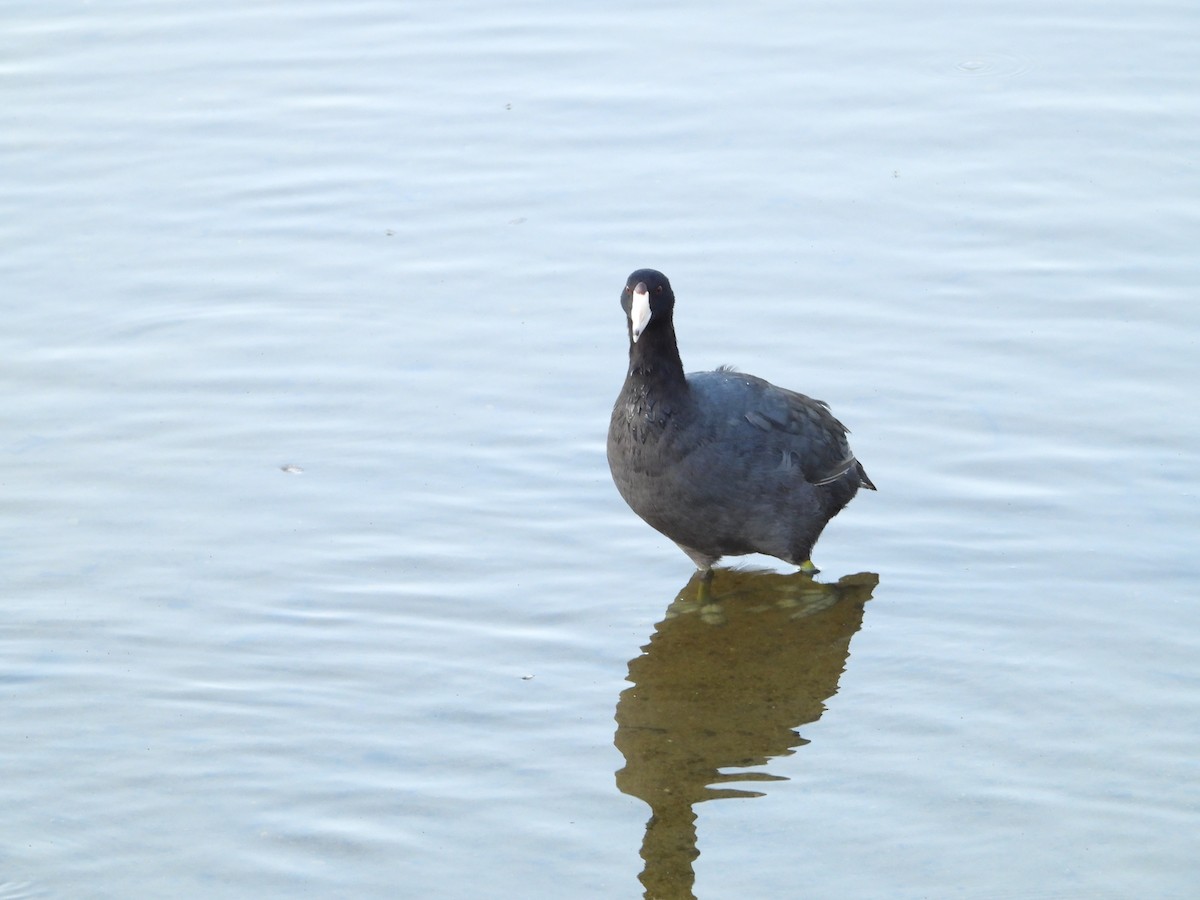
left=3, top=1, right=1199, bottom=897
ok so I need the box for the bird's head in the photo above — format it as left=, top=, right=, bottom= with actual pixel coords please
left=620, top=269, right=675, bottom=343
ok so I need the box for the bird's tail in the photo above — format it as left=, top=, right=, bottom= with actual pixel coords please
left=856, top=460, right=876, bottom=491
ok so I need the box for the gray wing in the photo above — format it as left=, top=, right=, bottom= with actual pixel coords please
left=689, top=369, right=865, bottom=487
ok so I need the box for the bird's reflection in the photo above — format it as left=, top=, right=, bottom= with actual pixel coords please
left=614, top=568, right=879, bottom=900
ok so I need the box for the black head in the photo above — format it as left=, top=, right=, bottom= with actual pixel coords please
left=620, top=268, right=675, bottom=343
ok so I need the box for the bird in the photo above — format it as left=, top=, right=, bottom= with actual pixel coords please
left=606, top=268, right=874, bottom=574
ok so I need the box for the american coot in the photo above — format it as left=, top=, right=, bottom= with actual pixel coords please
left=607, top=268, right=875, bottom=573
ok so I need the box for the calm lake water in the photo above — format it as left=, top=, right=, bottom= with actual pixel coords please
left=4, top=1, right=1199, bottom=897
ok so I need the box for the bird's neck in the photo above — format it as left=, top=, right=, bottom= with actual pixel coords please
left=626, top=325, right=687, bottom=390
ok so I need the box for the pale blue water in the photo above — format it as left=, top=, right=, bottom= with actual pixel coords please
left=3, top=1, right=1199, bottom=897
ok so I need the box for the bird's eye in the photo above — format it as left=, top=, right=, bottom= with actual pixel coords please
left=655, top=286, right=663, bottom=293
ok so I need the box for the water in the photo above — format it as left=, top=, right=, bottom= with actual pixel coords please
left=3, top=1, right=1199, bottom=897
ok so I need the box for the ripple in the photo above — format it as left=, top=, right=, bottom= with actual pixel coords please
left=947, top=51, right=1030, bottom=78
